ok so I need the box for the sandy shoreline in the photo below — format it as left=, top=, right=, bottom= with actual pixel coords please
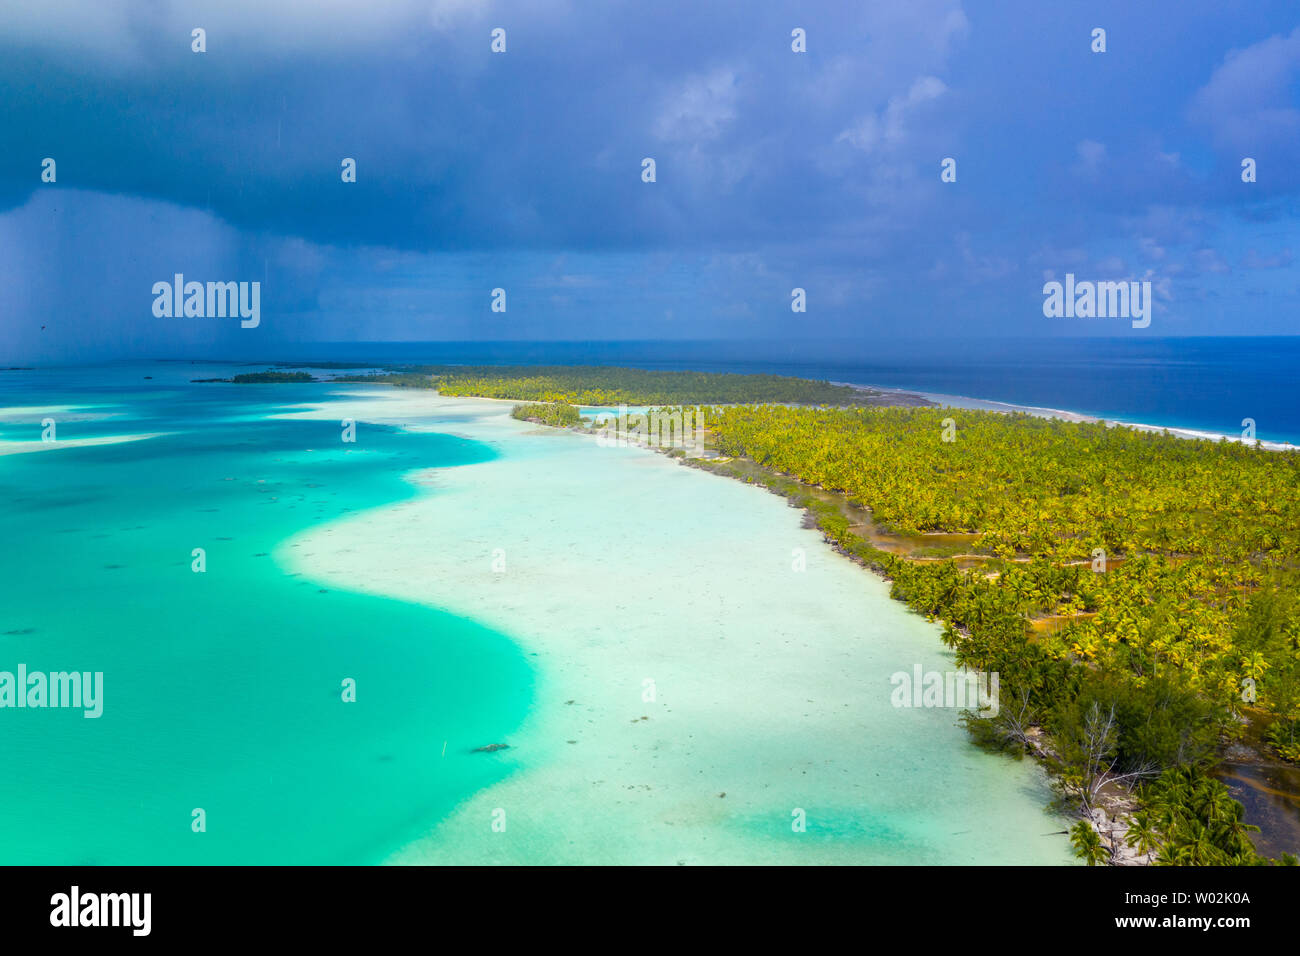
left=276, top=388, right=1071, bottom=865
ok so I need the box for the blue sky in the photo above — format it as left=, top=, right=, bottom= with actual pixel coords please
left=1, top=0, right=1298, bottom=362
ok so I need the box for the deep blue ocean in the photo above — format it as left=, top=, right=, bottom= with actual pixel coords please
left=232, top=337, right=1300, bottom=446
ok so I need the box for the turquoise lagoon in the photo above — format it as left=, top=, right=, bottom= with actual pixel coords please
left=0, top=366, right=532, bottom=864
left=1, top=364, right=1071, bottom=865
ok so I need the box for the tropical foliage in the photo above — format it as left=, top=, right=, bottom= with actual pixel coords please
left=702, top=405, right=1300, bottom=729
left=510, top=401, right=583, bottom=427
left=1070, top=821, right=1111, bottom=866
left=1139, top=767, right=1264, bottom=865
left=230, top=371, right=316, bottom=383
left=333, top=364, right=908, bottom=407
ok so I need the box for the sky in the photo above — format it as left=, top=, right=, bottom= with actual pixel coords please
left=1, top=0, right=1299, bottom=363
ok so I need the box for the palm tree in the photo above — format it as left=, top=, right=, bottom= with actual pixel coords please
left=1210, top=800, right=1260, bottom=856
left=1125, top=810, right=1160, bottom=860
left=1070, top=821, right=1110, bottom=866
left=1241, top=651, right=1270, bottom=685
left=1154, top=842, right=1181, bottom=866
left=1172, top=819, right=1223, bottom=866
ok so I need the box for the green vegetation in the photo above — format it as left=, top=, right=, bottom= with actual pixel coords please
left=1070, top=821, right=1109, bottom=866
left=700, top=406, right=1300, bottom=716
left=1267, top=718, right=1300, bottom=762
left=230, top=371, right=316, bottom=383
left=695, top=403, right=1300, bottom=864
left=1138, top=767, right=1266, bottom=865
left=332, top=364, right=909, bottom=407
left=510, top=402, right=583, bottom=427
left=1066, top=766, right=1275, bottom=866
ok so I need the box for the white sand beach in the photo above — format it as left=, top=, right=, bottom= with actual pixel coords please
left=278, top=388, right=1072, bottom=865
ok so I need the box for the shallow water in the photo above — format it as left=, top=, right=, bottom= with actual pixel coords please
left=0, top=365, right=532, bottom=864
left=1, top=364, right=1073, bottom=864
left=283, top=387, right=1075, bottom=864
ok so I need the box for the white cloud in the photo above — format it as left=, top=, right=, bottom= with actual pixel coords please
left=1139, top=237, right=1167, bottom=262
left=1192, top=248, right=1231, bottom=275
left=0, top=0, right=501, bottom=67
left=654, top=68, right=739, bottom=143
left=1075, top=139, right=1107, bottom=172
left=1188, top=27, right=1300, bottom=152
left=837, top=75, right=948, bottom=153
left=1242, top=248, right=1294, bottom=269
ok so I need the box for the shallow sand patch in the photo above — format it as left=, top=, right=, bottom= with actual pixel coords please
left=0, top=404, right=122, bottom=424
left=0, top=432, right=166, bottom=456
left=281, top=388, right=1072, bottom=865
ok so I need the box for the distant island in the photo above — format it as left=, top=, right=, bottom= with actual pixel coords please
left=329, top=363, right=931, bottom=408
left=194, top=371, right=318, bottom=384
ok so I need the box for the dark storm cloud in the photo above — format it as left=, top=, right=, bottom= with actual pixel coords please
left=0, top=0, right=973, bottom=250
left=2, top=0, right=1300, bottom=362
